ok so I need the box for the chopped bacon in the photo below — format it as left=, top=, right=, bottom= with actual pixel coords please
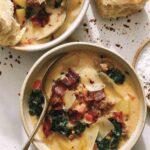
left=85, top=89, right=106, bottom=102
left=93, top=144, right=99, bottom=150
left=89, top=79, right=94, bottom=84
left=113, top=112, right=124, bottom=124
left=43, top=117, right=51, bottom=138
left=52, top=81, right=66, bottom=97
left=32, top=80, right=41, bottom=90
left=73, top=103, right=87, bottom=114
left=61, top=69, right=80, bottom=89
left=84, top=113, right=94, bottom=122
left=26, top=0, right=41, bottom=5
left=51, top=95, right=64, bottom=110
left=85, top=110, right=100, bottom=123
left=68, top=109, right=83, bottom=123
left=31, top=9, right=50, bottom=27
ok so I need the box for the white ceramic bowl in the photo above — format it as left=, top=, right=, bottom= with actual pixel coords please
left=20, top=42, right=147, bottom=150
left=13, top=1, right=89, bottom=52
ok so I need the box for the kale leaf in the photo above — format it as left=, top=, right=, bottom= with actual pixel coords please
left=96, top=118, right=122, bottom=150
left=73, top=122, right=87, bottom=136
left=109, top=118, right=122, bottom=150
left=26, top=7, right=35, bottom=19
left=50, top=109, right=71, bottom=136
left=96, top=138, right=110, bottom=150
left=106, top=68, right=125, bottom=84
left=49, top=110, right=88, bottom=137
left=28, top=90, right=44, bottom=117
left=55, top=0, right=63, bottom=8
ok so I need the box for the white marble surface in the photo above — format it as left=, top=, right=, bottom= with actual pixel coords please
left=0, top=1, right=150, bottom=150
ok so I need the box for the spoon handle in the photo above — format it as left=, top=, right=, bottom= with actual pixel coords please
left=22, top=56, right=63, bottom=150
left=22, top=98, right=49, bottom=150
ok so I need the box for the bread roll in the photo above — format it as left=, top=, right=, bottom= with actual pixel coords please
left=95, top=0, right=147, bottom=18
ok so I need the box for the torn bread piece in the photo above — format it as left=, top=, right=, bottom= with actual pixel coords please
left=95, top=0, right=147, bottom=18
left=0, top=0, right=26, bottom=46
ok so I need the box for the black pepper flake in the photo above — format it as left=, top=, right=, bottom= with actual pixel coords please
left=15, top=59, right=21, bottom=64
left=115, top=44, right=123, bottom=48
left=123, top=24, right=129, bottom=28
left=125, top=71, right=129, bottom=75
left=10, top=63, right=13, bottom=68
left=9, top=55, right=13, bottom=59
left=127, top=19, right=131, bottom=23
left=83, top=23, right=87, bottom=27
left=104, top=24, right=115, bottom=32
left=115, top=44, right=121, bottom=48
left=89, top=79, right=94, bottom=84
left=89, top=19, right=97, bottom=25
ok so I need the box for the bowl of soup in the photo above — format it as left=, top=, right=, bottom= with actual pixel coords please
left=20, top=42, right=147, bottom=150
left=0, top=0, right=89, bottom=51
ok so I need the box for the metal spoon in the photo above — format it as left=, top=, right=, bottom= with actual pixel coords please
left=22, top=55, right=63, bottom=150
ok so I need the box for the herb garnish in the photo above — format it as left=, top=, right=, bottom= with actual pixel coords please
left=28, top=90, right=44, bottom=117
left=96, top=118, right=122, bottom=150
left=55, top=0, right=63, bottom=8
left=106, top=68, right=125, bottom=84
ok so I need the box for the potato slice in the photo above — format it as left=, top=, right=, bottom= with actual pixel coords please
left=16, top=9, right=26, bottom=25
left=115, top=99, right=130, bottom=115
left=98, top=117, right=114, bottom=140
left=13, top=0, right=26, bottom=8
left=99, top=72, right=123, bottom=99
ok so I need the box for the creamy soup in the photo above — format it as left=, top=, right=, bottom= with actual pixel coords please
left=28, top=51, right=140, bottom=150
left=13, top=0, right=83, bottom=46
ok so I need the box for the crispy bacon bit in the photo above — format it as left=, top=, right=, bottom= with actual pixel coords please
left=52, top=82, right=66, bottom=97
left=27, top=0, right=39, bottom=5
left=50, top=92, right=64, bottom=110
left=100, top=100, right=114, bottom=115
left=85, top=110, right=100, bottom=123
left=86, top=89, right=106, bottom=102
left=68, top=134, right=75, bottom=140
left=31, top=9, right=50, bottom=27
left=51, top=99, right=64, bottom=110
left=61, top=69, right=80, bottom=89
left=93, top=144, right=99, bottom=150
left=113, top=112, right=124, bottom=124
left=89, top=79, right=94, bottom=84
left=68, top=110, right=83, bottom=123
left=73, top=103, right=87, bottom=114
left=32, top=80, right=41, bottom=90
left=49, top=69, right=80, bottom=111
left=84, top=113, right=94, bottom=122
left=43, top=117, right=51, bottom=138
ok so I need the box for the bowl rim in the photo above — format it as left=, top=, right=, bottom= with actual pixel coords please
left=12, top=0, right=90, bottom=52
left=20, top=42, right=147, bottom=150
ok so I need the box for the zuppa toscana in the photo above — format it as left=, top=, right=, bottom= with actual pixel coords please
left=28, top=51, right=140, bottom=150
left=0, top=0, right=83, bottom=46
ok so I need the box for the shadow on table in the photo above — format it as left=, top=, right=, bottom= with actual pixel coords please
left=132, top=135, right=146, bottom=150
left=146, top=109, right=150, bottom=127
left=30, top=145, right=37, bottom=150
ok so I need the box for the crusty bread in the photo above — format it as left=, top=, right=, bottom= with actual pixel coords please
left=95, top=0, right=147, bottom=18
